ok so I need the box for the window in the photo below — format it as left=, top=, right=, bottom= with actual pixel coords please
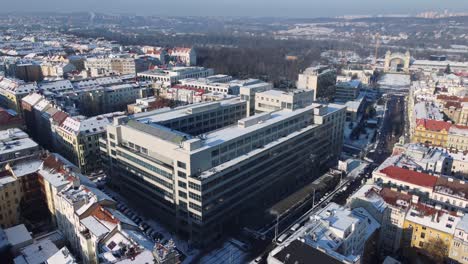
left=179, top=191, right=187, bottom=199
left=177, top=161, right=186, bottom=169
left=421, top=232, right=426, bottom=239
left=189, top=182, right=201, bottom=191
left=189, top=192, right=202, bottom=201
left=189, top=202, right=202, bottom=212
left=178, top=171, right=186, bottom=178
left=109, top=133, right=115, bottom=139
left=178, top=181, right=187, bottom=189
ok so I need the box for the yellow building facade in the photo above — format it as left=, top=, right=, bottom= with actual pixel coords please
left=412, top=119, right=451, bottom=147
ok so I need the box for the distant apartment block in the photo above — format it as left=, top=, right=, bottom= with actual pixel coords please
left=85, top=57, right=136, bottom=77
left=254, top=89, right=314, bottom=113
left=0, top=76, right=37, bottom=113
left=168, top=47, right=197, bottom=66
left=138, top=67, right=214, bottom=86
left=297, top=65, right=336, bottom=100
left=335, top=80, right=362, bottom=102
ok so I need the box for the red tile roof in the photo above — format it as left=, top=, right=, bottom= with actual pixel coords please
left=436, top=94, right=468, bottom=103
left=90, top=205, right=119, bottom=225
left=379, top=187, right=412, bottom=207
left=379, top=166, right=438, bottom=188
left=445, top=101, right=462, bottom=109
left=435, top=177, right=468, bottom=199
left=52, top=111, right=68, bottom=125
left=416, top=119, right=451, bottom=132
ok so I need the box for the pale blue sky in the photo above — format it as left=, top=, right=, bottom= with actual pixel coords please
left=3, top=0, right=468, bottom=18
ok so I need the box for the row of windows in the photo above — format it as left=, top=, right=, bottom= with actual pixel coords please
left=189, top=182, right=201, bottom=191
left=117, top=150, right=173, bottom=180
left=189, top=202, right=202, bottom=212
left=117, top=160, right=173, bottom=190
left=189, top=192, right=202, bottom=201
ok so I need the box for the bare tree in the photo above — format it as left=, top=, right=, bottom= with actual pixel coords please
left=422, top=237, right=448, bottom=264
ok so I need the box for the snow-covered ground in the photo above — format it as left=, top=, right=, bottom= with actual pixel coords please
left=344, top=122, right=376, bottom=150
left=378, top=73, right=411, bottom=92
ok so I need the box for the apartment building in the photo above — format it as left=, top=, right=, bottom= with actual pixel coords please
left=0, top=107, right=24, bottom=130
left=0, top=158, right=44, bottom=228
left=85, top=57, right=136, bottom=76
left=268, top=203, right=379, bottom=264
left=168, top=47, right=197, bottom=66
left=348, top=185, right=412, bottom=255
left=238, top=80, right=273, bottom=116
left=54, top=112, right=124, bottom=174
left=38, top=79, right=74, bottom=94
left=402, top=204, right=461, bottom=257
left=335, top=80, right=362, bottom=102
left=372, top=165, right=468, bottom=213
left=138, top=67, right=214, bottom=86
left=448, top=125, right=468, bottom=151
left=392, top=143, right=468, bottom=179
left=179, top=75, right=240, bottom=95
left=102, top=99, right=345, bottom=246
left=35, top=152, right=172, bottom=264
left=449, top=214, right=468, bottom=264
left=0, top=76, right=37, bottom=113
left=297, top=65, right=336, bottom=100
left=254, top=89, right=314, bottom=113
left=412, top=119, right=451, bottom=147
left=0, top=128, right=39, bottom=167
left=71, top=83, right=152, bottom=116
left=41, top=62, right=76, bottom=78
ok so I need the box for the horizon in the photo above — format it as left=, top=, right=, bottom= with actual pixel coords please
left=2, top=0, right=468, bottom=19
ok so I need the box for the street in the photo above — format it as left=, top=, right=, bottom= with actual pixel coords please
left=250, top=93, right=407, bottom=263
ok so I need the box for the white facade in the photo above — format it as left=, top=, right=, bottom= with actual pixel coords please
left=255, top=89, right=314, bottom=113
left=103, top=99, right=345, bottom=246
left=138, top=67, right=214, bottom=86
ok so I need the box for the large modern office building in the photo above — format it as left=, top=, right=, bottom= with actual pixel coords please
left=101, top=97, right=346, bottom=246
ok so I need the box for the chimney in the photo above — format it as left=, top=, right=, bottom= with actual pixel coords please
left=71, top=173, right=80, bottom=189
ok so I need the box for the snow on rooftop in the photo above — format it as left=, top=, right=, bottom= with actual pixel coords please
left=22, top=93, right=43, bottom=106
left=5, top=224, right=32, bottom=246
left=414, top=101, right=443, bottom=120
left=15, top=239, right=59, bottom=264
left=405, top=206, right=460, bottom=234
left=134, top=98, right=242, bottom=124
left=81, top=216, right=111, bottom=237
left=46, top=247, right=76, bottom=264
left=0, top=128, right=29, bottom=141
left=456, top=214, right=468, bottom=233
left=10, top=159, right=42, bottom=177
left=348, top=184, right=387, bottom=213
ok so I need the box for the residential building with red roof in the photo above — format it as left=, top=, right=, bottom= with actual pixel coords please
left=0, top=107, right=24, bottom=130
left=373, top=165, right=468, bottom=213
left=412, top=118, right=452, bottom=147
left=168, top=47, right=197, bottom=66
